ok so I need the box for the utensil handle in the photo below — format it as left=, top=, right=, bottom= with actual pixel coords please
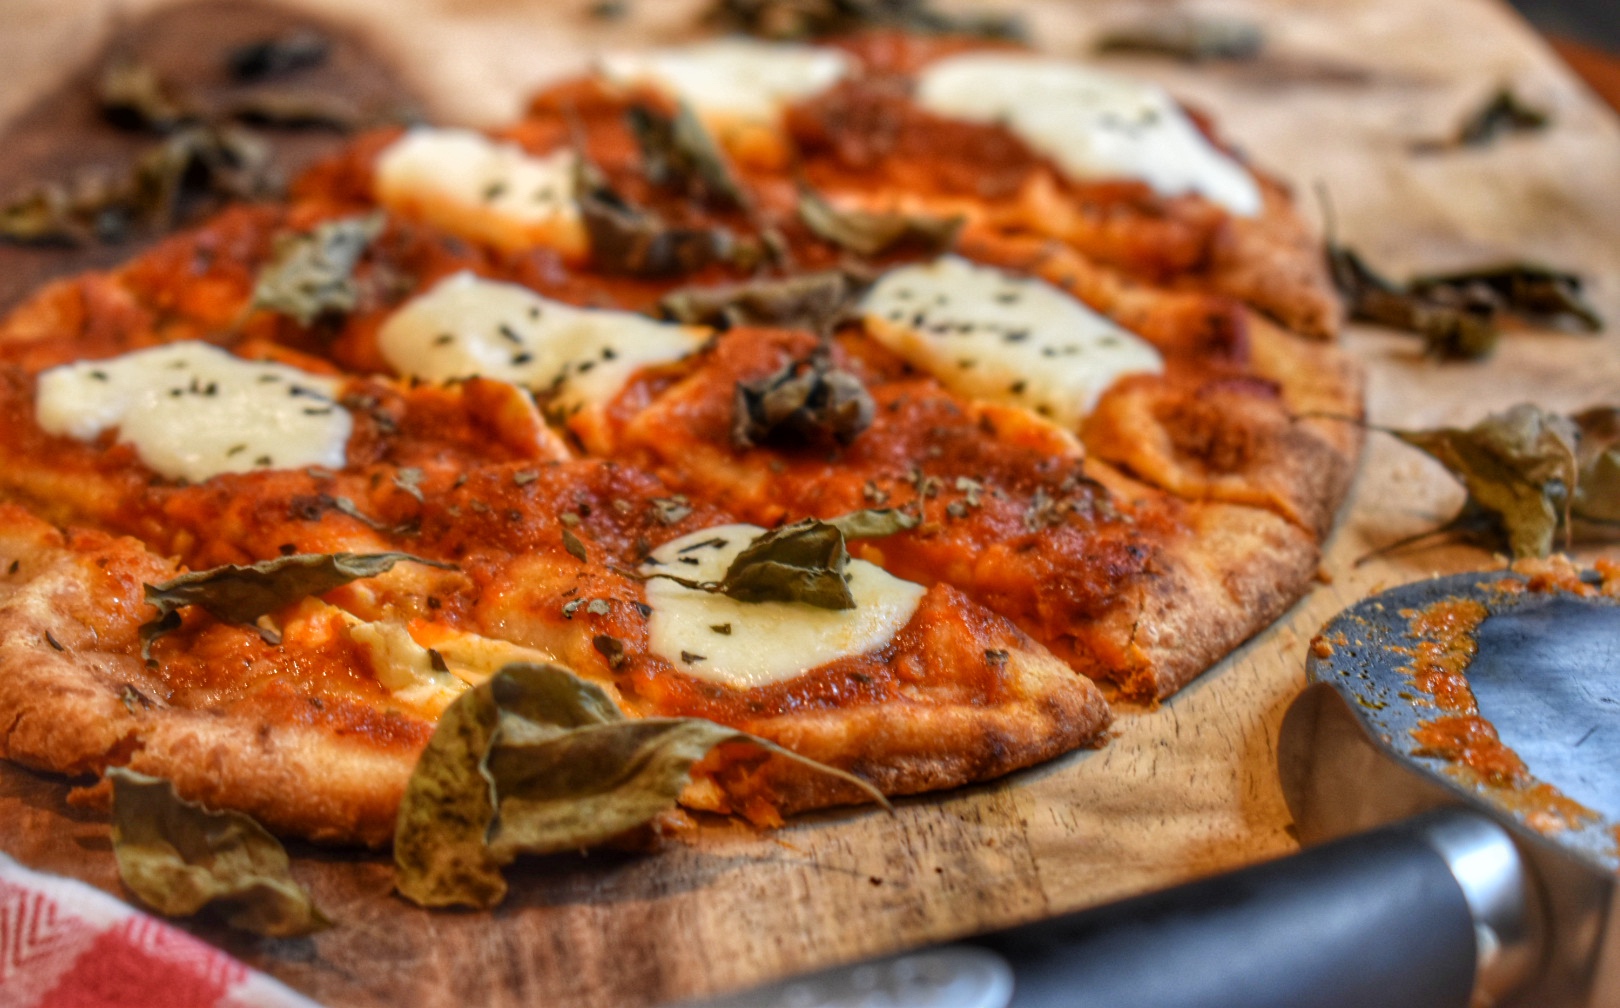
left=680, top=810, right=1526, bottom=1008
left=974, top=814, right=1483, bottom=1008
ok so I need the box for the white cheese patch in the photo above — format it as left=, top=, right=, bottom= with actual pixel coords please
left=858, top=255, right=1162, bottom=428
left=914, top=53, right=1262, bottom=216
left=642, top=524, right=926, bottom=690
left=347, top=619, right=469, bottom=714
left=34, top=342, right=352, bottom=483
left=373, top=128, right=583, bottom=253
left=598, top=39, right=853, bottom=122
left=378, top=271, right=707, bottom=417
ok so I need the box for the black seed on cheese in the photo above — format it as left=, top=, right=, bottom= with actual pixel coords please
left=483, top=181, right=507, bottom=201
left=434, top=333, right=455, bottom=346
left=89, top=370, right=108, bottom=381
left=498, top=323, right=524, bottom=345
left=511, top=352, right=534, bottom=366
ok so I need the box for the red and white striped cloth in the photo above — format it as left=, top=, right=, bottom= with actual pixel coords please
left=0, top=852, right=322, bottom=1008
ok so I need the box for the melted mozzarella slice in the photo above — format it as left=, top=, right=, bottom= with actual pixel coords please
left=915, top=53, right=1262, bottom=216
left=643, top=524, right=926, bottom=690
left=35, top=342, right=351, bottom=482
left=373, top=128, right=585, bottom=254
left=858, top=256, right=1162, bottom=428
left=598, top=39, right=852, bottom=123
left=378, top=271, right=707, bottom=417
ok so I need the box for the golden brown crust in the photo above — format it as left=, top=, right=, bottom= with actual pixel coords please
left=1210, top=182, right=1343, bottom=341
left=1102, top=496, right=1321, bottom=700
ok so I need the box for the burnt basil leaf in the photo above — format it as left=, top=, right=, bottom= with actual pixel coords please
left=733, top=355, right=875, bottom=449
left=223, top=91, right=361, bottom=132
left=797, top=187, right=961, bottom=259
left=108, top=768, right=330, bottom=937
left=1408, top=264, right=1602, bottom=333
left=134, top=126, right=276, bottom=230
left=720, top=519, right=856, bottom=609
left=660, top=270, right=865, bottom=332
left=826, top=508, right=919, bottom=540
left=393, top=662, right=885, bottom=908
left=626, top=102, right=746, bottom=210
left=227, top=29, right=332, bottom=82
left=140, top=551, right=455, bottom=660
left=1327, top=245, right=1499, bottom=359
left=98, top=53, right=191, bottom=132
left=575, top=158, right=734, bottom=277
left=704, top=0, right=1023, bottom=41
left=1392, top=404, right=1578, bottom=559
left=1093, top=13, right=1263, bottom=62
left=251, top=213, right=384, bottom=326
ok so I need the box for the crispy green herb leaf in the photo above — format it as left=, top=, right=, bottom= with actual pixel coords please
left=1409, top=264, right=1602, bottom=333
left=1094, top=13, right=1263, bottom=62
left=223, top=91, right=361, bottom=132
left=733, top=353, right=875, bottom=449
left=251, top=213, right=383, bottom=326
left=626, top=102, right=745, bottom=210
left=140, top=551, right=454, bottom=660
left=659, top=270, right=865, bottom=332
left=394, top=662, right=885, bottom=908
left=704, top=0, right=1023, bottom=41
left=826, top=507, right=919, bottom=540
left=108, top=768, right=330, bottom=936
left=99, top=53, right=190, bottom=132
left=1391, top=404, right=1578, bottom=559
left=797, top=187, right=961, bottom=258
left=227, top=30, right=331, bottom=82
left=720, top=518, right=855, bottom=608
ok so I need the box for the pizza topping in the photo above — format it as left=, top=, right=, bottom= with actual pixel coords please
left=250, top=212, right=384, bottom=326
left=599, top=39, right=853, bottom=123
left=913, top=53, right=1262, bottom=216
left=660, top=270, right=862, bottom=331
left=1375, top=404, right=1620, bottom=561
left=704, top=0, right=1025, bottom=41
left=393, top=662, right=885, bottom=909
left=858, top=256, right=1162, bottom=427
left=140, top=551, right=456, bottom=662
left=346, top=619, right=469, bottom=713
left=641, top=523, right=925, bottom=688
left=34, top=342, right=354, bottom=482
left=108, top=768, right=331, bottom=937
left=732, top=353, right=875, bottom=449
left=797, top=186, right=962, bottom=259
left=626, top=102, right=746, bottom=209
left=575, top=158, right=739, bottom=276
left=378, top=271, right=708, bottom=416
left=373, top=128, right=582, bottom=251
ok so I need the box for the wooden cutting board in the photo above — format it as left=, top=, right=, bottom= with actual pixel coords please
left=2, top=1, right=1619, bottom=1006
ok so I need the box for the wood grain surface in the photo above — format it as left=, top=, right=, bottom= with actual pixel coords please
left=2, top=1, right=1619, bottom=1006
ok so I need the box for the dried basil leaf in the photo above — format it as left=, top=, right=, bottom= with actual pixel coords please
left=1094, top=14, right=1263, bottom=62
left=575, top=158, right=735, bottom=277
left=733, top=354, right=875, bottom=449
left=1329, top=246, right=1601, bottom=359
left=99, top=53, right=190, bottom=132
left=704, top=0, right=1023, bottom=41
left=626, top=102, right=746, bottom=210
left=1408, top=264, right=1602, bottom=333
left=1572, top=407, right=1620, bottom=524
left=1455, top=87, right=1550, bottom=148
left=826, top=507, right=919, bottom=540
left=660, top=270, right=865, bottom=332
left=719, top=519, right=856, bottom=609
left=227, top=30, right=331, bottom=82
left=140, top=551, right=454, bottom=659
left=1391, top=404, right=1578, bottom=559
left=250, top=213, right=383, bottom=326
left=797, top=187, right=961, bottom=259
left=223, top=91, right=361, bottom=132
left=394, top=662, right=885, bottom=908
left=108, top=768, right=329, bottom=936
